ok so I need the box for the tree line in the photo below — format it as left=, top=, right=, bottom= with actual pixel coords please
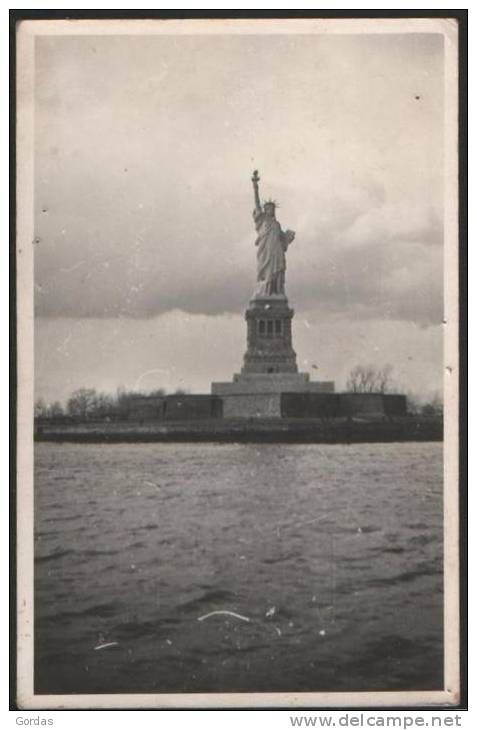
left=346, top=363, right=442, bottom=416
left=34, top=364, right=443, bottom=420
left=34, top=386, right=188, bottom=421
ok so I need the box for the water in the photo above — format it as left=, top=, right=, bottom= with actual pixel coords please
left=34, top=442, right=443, bottom=694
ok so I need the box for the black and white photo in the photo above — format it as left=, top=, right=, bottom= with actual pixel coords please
left=15, top=17, right=460, bottom=709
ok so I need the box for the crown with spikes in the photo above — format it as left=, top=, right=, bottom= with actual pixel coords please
left=263, top=198, right=279, bottom=208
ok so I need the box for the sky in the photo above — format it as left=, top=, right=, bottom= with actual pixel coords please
left=34, top=30, right=444, bottom=404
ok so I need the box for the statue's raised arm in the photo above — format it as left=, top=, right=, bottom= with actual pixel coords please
left=251, top=170, right=261, bottom=213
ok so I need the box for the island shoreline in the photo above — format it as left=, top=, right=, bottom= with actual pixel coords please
left=34, top=418, right=443, bottom=444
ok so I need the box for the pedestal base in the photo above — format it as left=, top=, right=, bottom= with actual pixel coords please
left=211, top=373, right=334, bottom=395
left=211, top=294, right=335, bottom=417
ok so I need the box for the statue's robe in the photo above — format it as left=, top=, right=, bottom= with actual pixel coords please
left=253, top=208, right=289, bottom=295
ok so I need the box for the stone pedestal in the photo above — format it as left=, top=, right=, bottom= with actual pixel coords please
left=211, top=295, right=335, bottom=409
left=242, top=295, right=297, bottom=374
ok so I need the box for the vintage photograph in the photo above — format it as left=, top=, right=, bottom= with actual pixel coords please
left=16, top=17, right=459, bottom=708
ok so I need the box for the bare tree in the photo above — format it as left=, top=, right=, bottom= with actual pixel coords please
left=34, top=398, right=48, bottom=418
left=94, top=392, right=116, bottom=419
left=346, top=365, right=374, bottom=393
left=49, top=401, right=64, bottom=417
left=375, top=364, right=394, bottom=394
left=346, top=364, right=394, bottom=394
left=66, top=388, right=98, bottom=419
left=148, top=388, right=166, bottom=397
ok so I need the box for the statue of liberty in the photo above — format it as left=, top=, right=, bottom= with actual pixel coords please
left=251, top=170, right=295, bottom=297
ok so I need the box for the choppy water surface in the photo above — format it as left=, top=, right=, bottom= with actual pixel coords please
left=34, top=442, right=443, bottom=694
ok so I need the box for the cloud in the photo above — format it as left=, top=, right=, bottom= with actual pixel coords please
left=35, top=311, right=443, bottom=405
left=33, top=32, right=444, bottom=326
left=34, top=185, right=442, bottom=325
left=32, top=31, right=445, bottom=405
left=287, top=199, right=443, bottom=325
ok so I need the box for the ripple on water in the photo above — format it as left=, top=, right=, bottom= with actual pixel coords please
left=34, top=441, right=444, bottom=694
